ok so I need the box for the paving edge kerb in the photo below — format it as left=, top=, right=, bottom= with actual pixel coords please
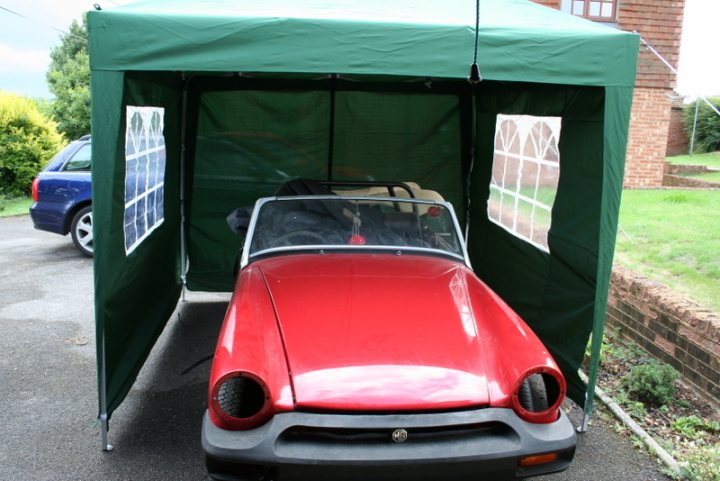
left=579, top=371, right=681, bottom=475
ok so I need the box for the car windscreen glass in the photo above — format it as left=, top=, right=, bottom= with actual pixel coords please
left=63, top=143, right=92, bottom=171
left=248, top=197, right=464, bottom=260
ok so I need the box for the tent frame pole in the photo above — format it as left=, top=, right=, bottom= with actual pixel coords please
left=180, top=73, right=189, bottom=301
left=464, top=87, right=478, bottom=242
left=327, top=73, right=337, bottom=181
left=99, top=333, right=113, bottom=451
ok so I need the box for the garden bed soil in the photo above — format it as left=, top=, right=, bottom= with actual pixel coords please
left=591, top=329, right=720, bottom=477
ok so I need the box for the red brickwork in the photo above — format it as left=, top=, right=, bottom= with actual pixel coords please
left=624, top=87, right=672, bottom=187
left=663, top=174, right=720, bottom=189
left=615, top=1, right=685, bottom=186
left=531, top=0, right=561, bottom=8
left=666, top=102, right=689, bottom=156
left=606, top=266, right=720, bottom=404
left=617, top=0, right=685, bottom=90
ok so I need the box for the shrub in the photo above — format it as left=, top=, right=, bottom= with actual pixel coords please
left=672, top=415, right=720, bottom=439
left=684, top=97, right=720, bottom=154
left=0, top=91, right=63, bottom=196
left=622, top=362, right=679, bottom=406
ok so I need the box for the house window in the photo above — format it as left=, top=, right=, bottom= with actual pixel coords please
left=488, top=114, right=561, bottom=253
left=124, top=106, right=166, bottom=255
left=569, top=0, right=616, bottom=20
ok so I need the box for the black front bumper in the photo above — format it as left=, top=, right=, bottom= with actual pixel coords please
left=202, top=407, right=576, bottom=481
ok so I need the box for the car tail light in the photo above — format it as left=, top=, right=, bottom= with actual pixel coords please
left=32, top=177, right=40, bottom=202
left=209, top=372, right=273, bottom=430
left=511, top=368, right=565, bottom=424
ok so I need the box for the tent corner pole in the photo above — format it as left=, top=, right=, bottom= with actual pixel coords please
left=578, top=389, right=591, bottom=433
left=99, top=334, right=114, bottom=452
left=464, top=87, right=478, bottom=242
left=180, top=73, right=189, bottom=302
left=579, top=412, right=590, bottom=433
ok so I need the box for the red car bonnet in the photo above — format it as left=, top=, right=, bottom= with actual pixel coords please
left=252, top=253, right=554, bottom=412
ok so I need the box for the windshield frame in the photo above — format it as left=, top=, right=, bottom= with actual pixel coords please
left=239, top=195, right=471, bottom=269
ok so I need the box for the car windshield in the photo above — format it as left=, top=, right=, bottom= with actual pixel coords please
left=246, top=196, right=465, bottom=261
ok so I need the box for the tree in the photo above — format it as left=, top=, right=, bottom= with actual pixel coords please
left=684, top=97, right=720, bottom=154
left=47, top=18, right=90, bottom=140
left=0, top=91, right=63, bottom=196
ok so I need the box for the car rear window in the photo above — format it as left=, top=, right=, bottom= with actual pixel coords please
left=63, top=143, right=92, bottom=171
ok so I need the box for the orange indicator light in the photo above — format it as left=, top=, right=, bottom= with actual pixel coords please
left=518, top=453, right=559, bottom=467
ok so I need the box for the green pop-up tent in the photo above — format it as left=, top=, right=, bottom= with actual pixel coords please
left=87, top=0, right=638, bottom=448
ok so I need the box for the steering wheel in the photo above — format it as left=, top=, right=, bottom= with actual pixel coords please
left=269, top=230, right=327, bottom=248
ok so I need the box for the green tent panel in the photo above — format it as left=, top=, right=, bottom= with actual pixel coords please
left=88, top=0, right=638, bottom=443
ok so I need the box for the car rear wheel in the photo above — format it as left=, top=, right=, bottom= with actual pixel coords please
left=71, top=206, right=93, bottom=257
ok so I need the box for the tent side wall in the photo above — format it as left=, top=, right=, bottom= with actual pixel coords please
left=92, top=70, right=184, bottom=416
left=468, top=82, right=607, bottom=402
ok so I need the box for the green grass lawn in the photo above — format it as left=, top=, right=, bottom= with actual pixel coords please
left=615, top=189, right=720, bottom=313
left=667, top=152, right=720, bottom=168
left=0, top=196, right=32, bottom=217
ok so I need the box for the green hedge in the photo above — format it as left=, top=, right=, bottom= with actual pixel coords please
left=0, top=91, right=63, bottom=196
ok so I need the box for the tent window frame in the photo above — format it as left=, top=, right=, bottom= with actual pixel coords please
left=123, top=106, right=166, bottom=255
left=487, top=114, right=561, bottom=254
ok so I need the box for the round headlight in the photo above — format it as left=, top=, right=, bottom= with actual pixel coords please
left=511, top=368, right=565, bottom=424
left=211, top=372, right=272, bottom=430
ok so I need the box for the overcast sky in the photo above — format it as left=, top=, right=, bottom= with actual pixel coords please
left=0, top=0, right=717, bottom=99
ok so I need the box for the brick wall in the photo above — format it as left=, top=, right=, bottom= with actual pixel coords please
left=606, top=266, right=720, bottom=402
left=662, top=174, right=720, bottom=189
left=617, top=0, right=685, bottom=187
left=617, top=0, right=685, bottom=90
left=623, top=87, right=672, bottom=187
left=664, top=164, right=712, bottom=175
left=666, top=102, right=689, bottom=156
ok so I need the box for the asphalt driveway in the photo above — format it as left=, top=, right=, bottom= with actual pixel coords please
left=0, top=214, right=672, bottom=481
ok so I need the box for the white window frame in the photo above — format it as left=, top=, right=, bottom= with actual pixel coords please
left=488, top=114, right=561, bottom=253
left=563, top=0, right=617, bottom=21
left=124, top=106, right=166, bottom=255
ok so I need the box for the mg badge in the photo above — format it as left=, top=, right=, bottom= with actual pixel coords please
left=391, top=428, right=408, bottom=443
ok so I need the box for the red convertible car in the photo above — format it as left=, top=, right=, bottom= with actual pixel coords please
left=202, top=181, right=576, bottom=480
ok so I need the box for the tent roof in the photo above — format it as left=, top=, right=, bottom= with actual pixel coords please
left=88, top=0, right=638, bottom=87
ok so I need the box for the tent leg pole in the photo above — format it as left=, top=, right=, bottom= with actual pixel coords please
left=100, top=413, right=113, bottom=452
left=579, top=408, right=590, bottom=433
left=180, top=74, right=189, bottom=302
left=464, top=88, right=477, bottom=243
left=99, top=335, right=114, bottom=452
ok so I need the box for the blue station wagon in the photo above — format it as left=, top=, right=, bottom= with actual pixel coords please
left=30, top=135, right=93, bottom=257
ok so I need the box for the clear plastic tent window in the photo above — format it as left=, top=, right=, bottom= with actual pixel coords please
left=488, top=114, right=561, bottom=253
left=124, top=106, right=166, bottom=255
